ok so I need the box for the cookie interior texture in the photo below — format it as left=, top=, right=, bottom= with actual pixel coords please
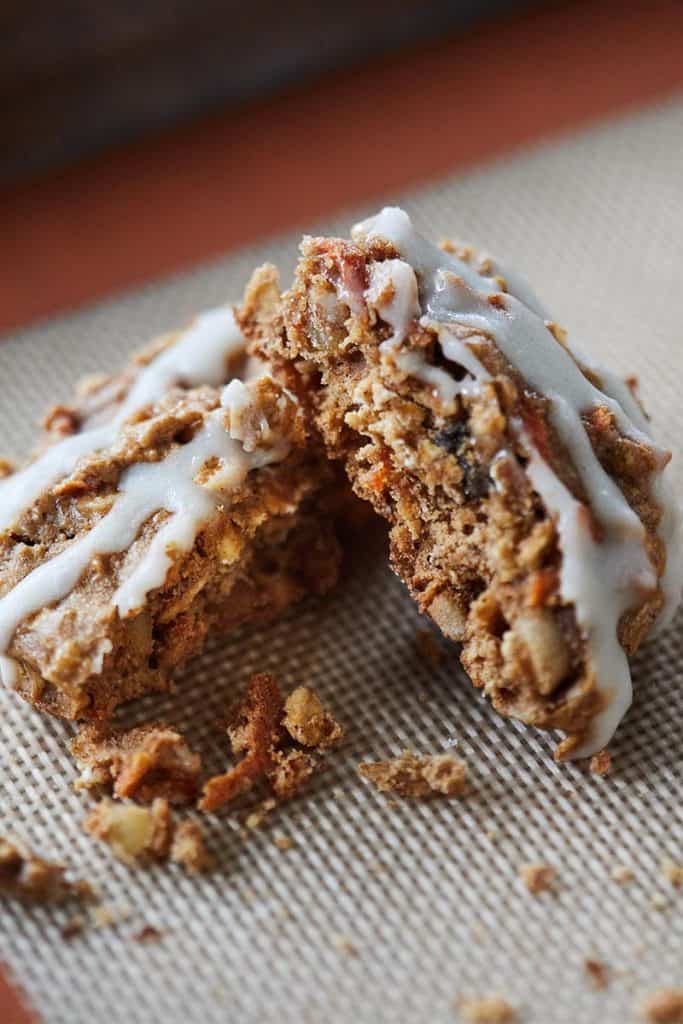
left=0, top=310, right=339, bottom=720
left=239, top=210, right=679, bottom=756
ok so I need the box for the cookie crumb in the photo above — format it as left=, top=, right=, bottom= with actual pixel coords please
left=457, top=995, right=516, bottom=1022
left=358, top=750, right=467, bottom=798
left=244, top=798, right=277, bottom=831
left=132, top=925, right=164, bottom=943
left=200, top=674, right=341, bottom=812
left=274, top=835, right=293, bottom=852
left=283, top=686, right=343, bottom=749
left=60, top=915, right=86, bottom=940
left=84, top=797, right=173, bottom=864
left=268, top=748, right=316, bottom=800
left=650, top=893, right=670, bottom=911
left=661, top=858, right=683, bottom=887
left=71, top=722, right=201, bottom=804
left=333, top=934, right=356, bottom=956
left=88, top=902, right=126, bottom=929
left=0, top=836, right=92, bottom=904
left=584, top=959, right=609, bottom=990
left=518, top=862, right=556, bottom=894
left=639, top=988, right=683, bottom=1023
left=610, top=864, right=634, bottom=884
left=170, top=820, right=212, bottom=874
left=589, top=749, right=612, bottom=776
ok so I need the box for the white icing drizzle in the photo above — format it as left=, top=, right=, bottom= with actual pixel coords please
left=353, top=206, right=683, bottom=756
left=0, top=307, right=284, bottom=689
left=0, top=306, right=244, bottom=535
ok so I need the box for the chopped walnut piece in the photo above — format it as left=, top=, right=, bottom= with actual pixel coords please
left=283, top=686, right=343, bottom=749
left=170, top=821, right=212, bottom=874
left=589, top=749, right=612, bottom=776
left=70, top=722, right=201, bottom=804
left=0, top=836, right=92, bottom=904
left=639, top=988, right=683, bottom=1023
left=358, top=750, right=467, bottom=798
left=457, top=995, right=517, bottom=1023
left=200, top=674, right=342, bottom=812
left=274, top=835, right=293, bottom=851
left=661, top=858, right=683, bottom=887
left=611, top=864, right=634, bottom=884
left=584, top=959, right=609, bottom=990
left=518, top=862, right=557, bottom=894
left=84, top=798, right=173, bottom=864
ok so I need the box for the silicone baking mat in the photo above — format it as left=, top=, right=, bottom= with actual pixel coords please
left=1, top=97, right=682, bottom=1024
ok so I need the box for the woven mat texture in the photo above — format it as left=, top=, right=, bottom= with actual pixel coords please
left=1, top=97, right=682, bottom=1024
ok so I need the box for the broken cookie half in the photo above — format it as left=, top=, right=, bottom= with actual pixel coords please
left=0, top=305, right=340, bottom=720
left=240, top=207, right=682, bottom=758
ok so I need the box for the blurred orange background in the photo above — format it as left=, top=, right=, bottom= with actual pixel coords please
left=2, top=0, right=682, bottom=336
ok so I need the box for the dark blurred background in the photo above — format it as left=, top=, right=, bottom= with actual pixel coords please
left=2, top=0, right=527, bottom=183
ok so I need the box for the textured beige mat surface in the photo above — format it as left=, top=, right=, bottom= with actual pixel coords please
left=1, top=97, right=682, bottom=1024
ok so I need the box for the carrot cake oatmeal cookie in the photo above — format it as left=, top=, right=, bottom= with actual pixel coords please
left=241, top=207, right=682, bottom=758
left=0, top=306, right=339, bottom=720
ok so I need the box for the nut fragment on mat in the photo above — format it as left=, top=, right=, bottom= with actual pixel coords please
left=457, top=995, right=517, bottom=1023
left=518, top=862, right=557, bottom=894
left=243, top=205, right=682, bottom=759
left=70, top=722, right=201, bottom=803
left=0, top=305, right=339, bottom=721
left=283, top=685, right=344, bottom=749
left=0, top=836, right=93, bottom=904
left=358, top=750, right=467, bottom=798
left=84, top=797, right=173, bottom=864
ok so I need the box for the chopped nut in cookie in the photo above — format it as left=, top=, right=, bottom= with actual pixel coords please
left=518, top=862, right=557, bottom=894
left=639, top=988, right=683, bottom=1023
left=71, top=722, right=201, bottom=804
left=84, top=798, right=173, bottom=864
left=457, top=995, right=517, bottom=1023
left=0, top=836, right=93, bottom=904
left=358, top=750, right=467, bottom=798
